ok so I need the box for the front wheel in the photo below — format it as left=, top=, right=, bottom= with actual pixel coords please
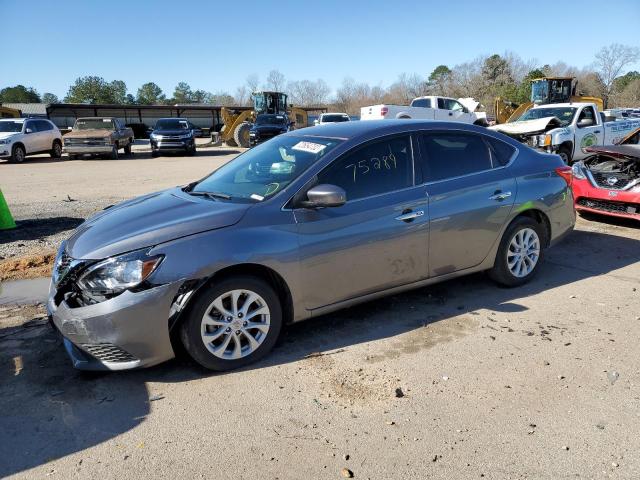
left=557, top=146, right=572, bottom=164
left=124, top=140, right=132, bottom=155
left=180, top=276, right=282, bottom=371
left=10, top=144, right=25, bottom=163
left=109, top=144, right=118, bottom=160
left=488, top=217, right=544, bottom=287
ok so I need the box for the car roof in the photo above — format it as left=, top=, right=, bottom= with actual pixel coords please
left=0, top=118, right=24, bottom=122
left=289, top=119, right=485, bottom=141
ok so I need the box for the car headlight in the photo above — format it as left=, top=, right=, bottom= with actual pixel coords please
left=150, top=133, right=158, bottom=140
left=179, top=133, right=192, bottom=139
left=77, top=250, right=163, bottom=300
left=571, top=162, right=586, bottom=180
left=0, top=138, right=12, bottom=145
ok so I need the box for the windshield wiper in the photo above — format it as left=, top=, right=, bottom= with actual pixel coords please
left=188, top=191, right=232, bottom=200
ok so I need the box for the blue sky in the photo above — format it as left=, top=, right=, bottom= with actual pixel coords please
left=2, top=0, right=639, bottom=99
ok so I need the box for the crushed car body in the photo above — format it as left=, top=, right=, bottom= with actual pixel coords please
left=571, top=128, right=640, bottom=220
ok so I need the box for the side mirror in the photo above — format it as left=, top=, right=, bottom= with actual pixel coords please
left=25, top=128, right=33, bottom=134
left=300, top=184, right=346, bottom=208
left=577, top=118, right=594, bottom=128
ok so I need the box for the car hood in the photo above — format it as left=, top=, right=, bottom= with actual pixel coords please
left=153, top=129, right=191, bottom=135
left=65, top=129, right=113, bottom=139
left=585, top=144, right=640, bottom=160
left=489, top=116, right=561, bottom=136
left=251, top=124, right=286, bottom=132
left=0, top=132, right=18, bottom=140
left=66, top=188, right=251, bottom=260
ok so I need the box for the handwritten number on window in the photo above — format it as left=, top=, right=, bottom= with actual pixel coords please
left=345, top=153, right=397, bottom=182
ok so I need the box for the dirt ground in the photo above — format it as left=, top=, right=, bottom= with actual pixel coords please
left=1, top=145, right=640, bottom=479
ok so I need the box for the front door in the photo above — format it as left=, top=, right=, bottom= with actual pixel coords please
left=22, top=120, right=42, bottom=153
left=294, top=134, right=429, bottom=310
left=417, top=131, right=517, bottom=276
left=573, top=105, right=602, bottom=161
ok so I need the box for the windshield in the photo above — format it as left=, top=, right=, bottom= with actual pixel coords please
left=155, top=119, right=189, bottom=130
left=0, top=121, right=23, bottom=132
left=530, top=81, right=549, bottom=103
left=75, top=118, right=115, bottom=130
left=322, top=114, right=349, bottom=123
left=255, top=114, right=287, bottom=125
left=191, top=136, right=343, bottom=202
left=517, top=107, right=577, bottom=127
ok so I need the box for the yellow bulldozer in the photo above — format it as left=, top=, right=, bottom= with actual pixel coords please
left=217, top=91, right=310, bottom=147
left=494, top=77, right=604, bottom=124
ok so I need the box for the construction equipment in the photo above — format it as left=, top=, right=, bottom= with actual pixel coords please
left=0, top=106, right=21, bottom=119
left=494, top=77, right=604, bottom=124
left=217, top=91, right=309, bottom=148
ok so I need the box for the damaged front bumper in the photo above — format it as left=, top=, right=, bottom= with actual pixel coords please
left=47, top=281, right=182, bottom=371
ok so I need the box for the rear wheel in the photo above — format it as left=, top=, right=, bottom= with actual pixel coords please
left=68, top=154, right=78, bottom=160
left=488, top=216, right=544, bottom=287
left=234, top=123, right=251, bottom=148
left=10, top=144, right=25, bottom=163
left=50, top=140, right=62, bottom=158
left=180, top=276, right=282, bottom=371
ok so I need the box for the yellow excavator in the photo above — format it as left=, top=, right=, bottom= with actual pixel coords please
left=494, top=77, right=604, bottom=124
left=0, top=106, right=21, bottom=119
left=217, top=91, right=309, bottom=147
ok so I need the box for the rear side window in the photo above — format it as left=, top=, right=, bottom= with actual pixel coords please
left=487, top=137, right=516, bottom=166
left=418, top=132, right=500, bottom=182
left=411, top=98, right=432, bottom=108
left=317, top=135, right=414, bottom=201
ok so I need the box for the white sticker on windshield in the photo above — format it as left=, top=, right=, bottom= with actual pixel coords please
left=292, top=141, right=326, bottom=154
left=103, top=119, right=111, bottom=122
left=250, top=194, right=264, bottom=201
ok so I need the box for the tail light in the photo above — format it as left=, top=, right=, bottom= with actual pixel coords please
left=380, top=107, right=388, bottom=117
left=554, top=166, right=572, bottom=186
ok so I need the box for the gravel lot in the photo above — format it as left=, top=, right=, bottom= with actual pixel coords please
left=0, top=139, right=241, bottom=261
left=1, top=144, right=639, bottom=479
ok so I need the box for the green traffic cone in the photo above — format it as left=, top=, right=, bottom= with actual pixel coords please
left=0, top=188, right=17, bottom=230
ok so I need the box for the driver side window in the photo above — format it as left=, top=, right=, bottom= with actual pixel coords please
left=316, top=135, right=414, bottom=201
left=578, top=107, right=596, bottom=127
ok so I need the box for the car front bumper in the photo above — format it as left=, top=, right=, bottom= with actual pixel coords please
left=151, top=139, right=194, bottom=151
left=572, top=178, right=640, bottom=220
left=64, top=145, right=113, bottom=154
left=48, top=281, right=182, bottom=370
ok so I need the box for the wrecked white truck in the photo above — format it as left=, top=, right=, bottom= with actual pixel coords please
left=489, top=102, right=640, bottom=163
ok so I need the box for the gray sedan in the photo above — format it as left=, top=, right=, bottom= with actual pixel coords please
left=48, top=120, right=575, bottom=371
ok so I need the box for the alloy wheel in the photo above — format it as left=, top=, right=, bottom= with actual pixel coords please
left=200, top=289, right=271, bottom=360
left=506, top=227, right=540, bottom=278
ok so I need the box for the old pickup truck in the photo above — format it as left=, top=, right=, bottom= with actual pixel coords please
left=63, top=117, right=134, bottom=159
left=361, top=96, right=488, bottom=125
left=490, top=102, right=640, bottom=163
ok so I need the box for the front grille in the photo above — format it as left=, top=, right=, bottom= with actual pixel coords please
left=590, top=171, right=633, bottom=190
left=81, top=343, right=137, bottom=363
left=157, top=135, right=184, bottom=140
left=577, top=198, right=639, bottom=215
left=65, top=138, right=108, bottom=146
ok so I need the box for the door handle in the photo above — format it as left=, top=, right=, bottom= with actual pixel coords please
left=594, top=130, right=601, bottom=133
left=448, top=112, right=453, bottom=116
left=395, top=210, right=424, bottom=222
left=489, top=191, right=512, bottom=201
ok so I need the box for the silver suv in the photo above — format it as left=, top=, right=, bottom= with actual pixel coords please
left=0, top=118, right=62, bottom=163
left=48, top=120, right=575, bottom=372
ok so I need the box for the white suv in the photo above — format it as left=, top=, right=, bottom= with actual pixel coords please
left=0, top=118, right=62, bottom=163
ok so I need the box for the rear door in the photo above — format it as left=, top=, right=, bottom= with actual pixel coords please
left=35, top=120, right=55, bottom=151
left=573, top=105, right=602, bottom=161
left=294, top=134, right=429, bottom=310
left=416, top=131, right=517, bottom=276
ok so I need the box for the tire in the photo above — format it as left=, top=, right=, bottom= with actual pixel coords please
left=557, top=146, right=572, bottom=164
left=151, top=150, right=159, bottom=158
left=186, top=142, right=196, bottom=156
left=109, top=144, right=118, bottom=160
left=225, top=137, right=238, bottom=147
left=233, top=123, right=251, bottom=148
left=124, top=140, right=132, bottom=155
left=10, top=144, right=25, bottom=163
left=488, top=216, right=545, bottom=287
left=68, top=154, right=78, bottom=160
left=50, top=140, right=62, bottom=158
left=180, top=276, right=283, bottom=371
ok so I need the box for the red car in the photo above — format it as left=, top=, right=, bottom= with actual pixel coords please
left=571, top=128, right=640, bottom=221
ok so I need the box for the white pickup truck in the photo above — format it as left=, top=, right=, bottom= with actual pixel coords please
left=490, top=102, right=640, bottom=163
left=361, top=96, right=488, bottom=125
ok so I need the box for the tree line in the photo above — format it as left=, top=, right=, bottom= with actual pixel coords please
left=1, top=43, right=638, bottom=115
